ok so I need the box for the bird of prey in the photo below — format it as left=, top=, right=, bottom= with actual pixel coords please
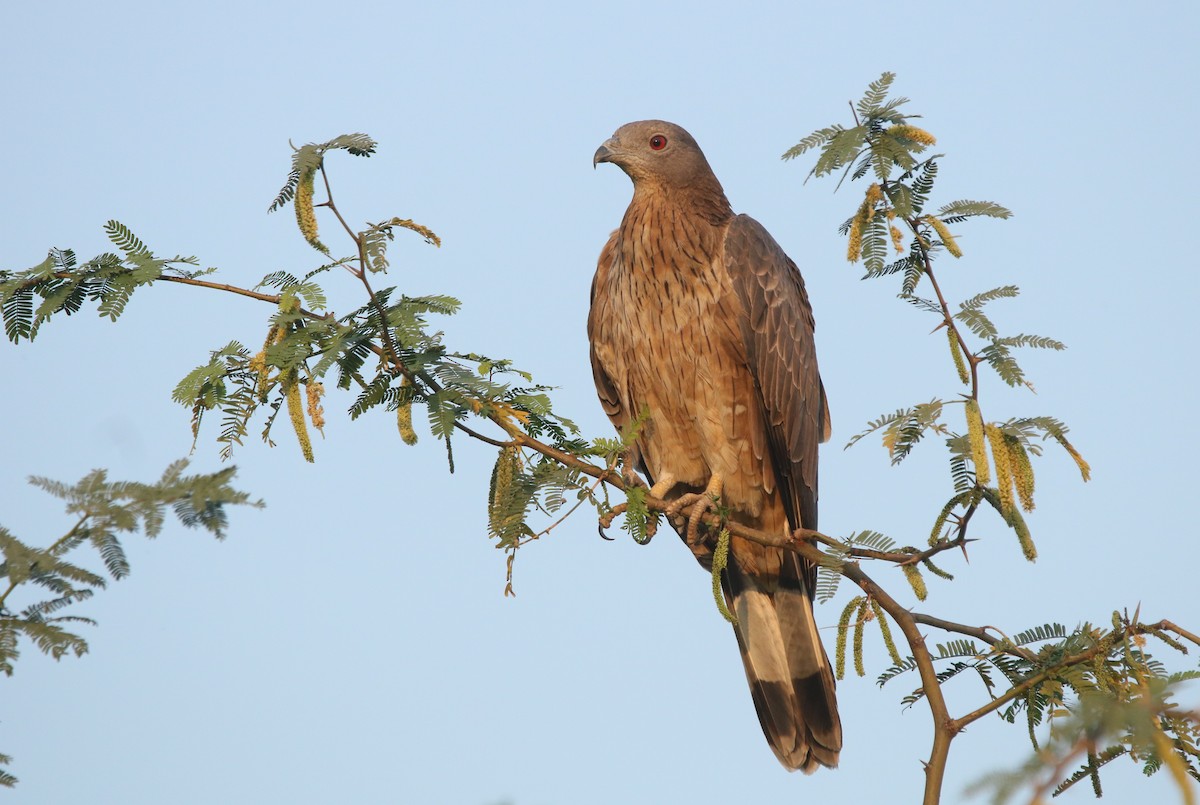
left=589, top=120, right=841, bottom=772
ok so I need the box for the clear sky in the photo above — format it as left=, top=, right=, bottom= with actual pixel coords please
left=3, top=1, right=1197, bottom=803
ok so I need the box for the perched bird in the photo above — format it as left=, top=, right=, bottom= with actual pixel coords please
left=589, top=120, right=841, bottom=772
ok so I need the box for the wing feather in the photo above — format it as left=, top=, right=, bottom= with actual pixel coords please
left=722, top=214, right=828, bottom=538
left=588, top=231, right=624, bottom=421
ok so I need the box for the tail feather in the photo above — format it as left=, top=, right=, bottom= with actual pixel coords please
left=725, top=555, right=842, bottom=773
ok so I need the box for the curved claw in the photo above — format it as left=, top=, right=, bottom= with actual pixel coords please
left=598, top=501, right=631, bottom=541
left=666, top=475, right=725, bottom=547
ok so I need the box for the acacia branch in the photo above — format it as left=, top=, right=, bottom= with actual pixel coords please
left=949, top=620, right=1183, bottom=731
left=910, top=612, right=1038, bottom=661
left=0, top=515, right=93, bottom=610
left=813, top=530, right=972, bottom=567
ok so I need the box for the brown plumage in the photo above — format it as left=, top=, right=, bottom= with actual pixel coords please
left=589, top=120, right=841, bottom=772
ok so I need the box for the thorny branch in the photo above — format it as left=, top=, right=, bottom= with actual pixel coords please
left=65, top=257, right=1191, bottom=805
left=20, top=144, right=1189, bottom=804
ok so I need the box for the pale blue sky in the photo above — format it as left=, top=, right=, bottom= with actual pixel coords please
left=3, top=2, right=1197, bottom=803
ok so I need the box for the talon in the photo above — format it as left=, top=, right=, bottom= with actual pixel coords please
left=686, top=496, right=711, bottom=546
left=598, top=502, right=628, bottom=534
left=620, top=450, right=648, bottom=490
left=666, top=492, right=702, bottom=522
left=668, top=475, right=724, bottom=547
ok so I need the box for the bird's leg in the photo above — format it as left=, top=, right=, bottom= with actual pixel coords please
left=619, top=448, right=648, bottom=490
left=647, top=472, right=676, bottom=500
left=665, top=474, right=724, bottom=547
left=601, top=461, right=668, bottom=543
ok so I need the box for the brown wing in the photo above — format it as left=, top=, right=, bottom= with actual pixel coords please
left=588, top=230, right=624, bottom=422
left=722, top=214, right=830, bottom=537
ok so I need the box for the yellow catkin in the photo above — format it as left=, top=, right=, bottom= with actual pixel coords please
left=305, top=382, right=325, bottom=432
left=890, top=225, right=905, bottom=254
left=252, top=324, right=284, bottom=398
left=835, top=596, right=863, bottom=681
left=869, top=598, right=903, bottom=665
left=294, top=167, right=328, bottom=254
left=397, top=403, right=417, bottom=445
left=1012, top=508, right=1037, bottom=562
left=964, top=399, right=990, bottom=485
left=902, top=564, right=927, bottom=601
left=846, top=207, right=865, bottom=262
left=948, top=328, right=970, bottom=385
left=1009, top=438, right=1036, bottom=511
left=285, top=376, right=314, bottom=463
left=853, top=598, right=869, bottom=677
left=397, top=376, right=418, bottom=445
left=489, top=446, right=517, bottom=536
left=987, top=425, right=1015, bottom=517
left=248, top=350, right=268, bottom=386
left=865, top=182, right=883, bottom=214
left=888, top=124, right=938, bottom=146
left=711, top=528, right=737, bottom=625
left=926, top=215, right=962, bottom=258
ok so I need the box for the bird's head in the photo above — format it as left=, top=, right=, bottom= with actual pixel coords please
left=593, top=120, right=720, bottom=190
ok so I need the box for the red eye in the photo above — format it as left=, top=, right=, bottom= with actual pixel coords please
left=649, top=134, right=667, bottom=150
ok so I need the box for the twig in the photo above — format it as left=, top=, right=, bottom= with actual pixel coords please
left=911, top=613, right=1038, bottom=661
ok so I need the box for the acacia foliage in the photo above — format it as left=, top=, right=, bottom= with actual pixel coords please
left=0, top=461, right=259, bottom=786
left=785, top=72, right=1199, bottom=801
left=2, top=81, right=1197, bottom=801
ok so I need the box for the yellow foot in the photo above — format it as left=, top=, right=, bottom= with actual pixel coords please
left=665, top=474, right=724, bottom=547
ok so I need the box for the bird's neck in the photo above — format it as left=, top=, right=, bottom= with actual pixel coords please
left=617, top=183, right=732, bottom=277
left=627, top=180, right=733, bottom=228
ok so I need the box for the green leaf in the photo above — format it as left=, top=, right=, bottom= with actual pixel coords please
left=960, top=285, right=1020, bottom=311
left=856, top=72, right=898, bottom=118
left=937, top=199, right=1013, bottom=220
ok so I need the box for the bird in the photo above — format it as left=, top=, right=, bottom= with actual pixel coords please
left=589, top=120, right=841, bottom=772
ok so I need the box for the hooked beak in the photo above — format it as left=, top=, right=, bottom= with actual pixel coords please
left=593, top=137, right=619, bottom=169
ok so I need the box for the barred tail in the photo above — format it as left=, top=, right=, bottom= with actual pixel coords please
left=724, top=555, right=842, bottom=773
